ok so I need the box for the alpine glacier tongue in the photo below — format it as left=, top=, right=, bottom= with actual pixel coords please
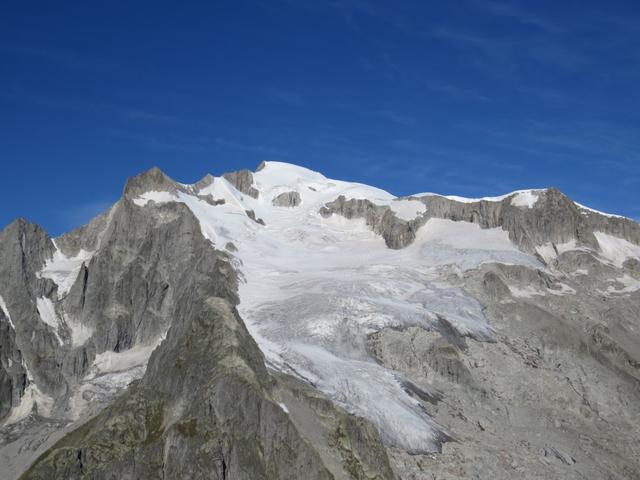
left=130, top=160, right=542, bottom=452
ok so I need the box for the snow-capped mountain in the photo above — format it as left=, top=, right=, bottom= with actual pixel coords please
left=1, top=162, right=639, bottom=479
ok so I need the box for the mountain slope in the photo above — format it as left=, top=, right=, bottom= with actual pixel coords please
left=1, top=161, right=639, bottom=479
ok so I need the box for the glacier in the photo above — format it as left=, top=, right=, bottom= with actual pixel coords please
left=132, top=161, right=544, bottom=452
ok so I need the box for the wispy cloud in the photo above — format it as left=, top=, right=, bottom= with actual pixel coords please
left=325, top=100, right=419, bottom=127
left=370, top=110, right=416, bottom=126
left=1, top=86, right=215, bottom=130
left=527, top=42, right=589, bottom=69
left=424, top=82, right=490, bottom=102
left=105, top=129, right=210, bottom=152
left=266, top=87, right=306, bottom=106
left=388, top=139, right=425, bottom=153
left=0, top=45, right=120, bottom=72
left=517, top=86, right=576, bottom=105
left=479, top=1, right=563, bottom=33
left=277, top=0, right=414, bottom=37
left=433, top=25, right=589, bottom=75
left=214, top=137, right=287, bottom=156
left=124, top=110, right=188, bottom=122
left=466, top=118, right=640, bottom=174
left=433, top=27, right=507, bottom=52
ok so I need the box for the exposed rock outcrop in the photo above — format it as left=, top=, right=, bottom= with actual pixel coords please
left=245, top=209, right=265, bottom=225
left=4, top=167, right=394, bottom=479
left=2, top=163, right=640, bottom=480
left=123, top=167, right=179, bottom=199
left=21, top=297, right=344, bottom=479
left=0, top=220, right=61, bottom=403
left=0, top=307, right=27, bottom=420
left=223, top=170, right=259, bottom=199
left=20, top=268, right=392, bottom=479
left=321, top=188, right=640, bottom=256
left=319, top=196, right=426, bottom=249
left=272, top=191, right=302, bottom=207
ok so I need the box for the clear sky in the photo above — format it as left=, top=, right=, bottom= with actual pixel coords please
left=1, top=1, right=639, bottom=234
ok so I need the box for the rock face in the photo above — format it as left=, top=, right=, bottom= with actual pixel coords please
left=319, top=196, right=426, bottom=249
left=422, top=188, right=640, bottom=253
left=0, top=220, right=58, bottom=410
left=0, top=302, right=27, bottom=421
left=222, top=170, right=259, bottom=199
left=22, top=297, right=386, bottom=479
left=2, top=166, right=394, bottom=480
left=321, top=189, right=640, bottom=255
left=2, top=162, right=640, bottom=479
left=272, top=191, right=302, bottom=207
left=374, top=260, right=640, bottom=479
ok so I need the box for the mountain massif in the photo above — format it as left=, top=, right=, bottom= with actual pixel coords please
left=1, top=161, right=639, bottom=479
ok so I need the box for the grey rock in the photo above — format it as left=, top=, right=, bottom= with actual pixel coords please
left=223, top=170, right=259, bottom=199
left=272, top=191, right=302, bottom=207
left=320, top=196, right=426, bottom=249
left=0, top=308, right=28, bottom=420
left=541, top=446, right=576, bottom=466
left=21, top=295, right=392, bottom=479
left=374, top=258, right=640, bottom=479
left=193, top=173, right=215, bottom=192
left=3, top=167, right=394, bottom=479
left=245, top=209, right=266, bottom=225
left=322, top=188, right=640, bottom=258
left=123, top=166, right=180, bottom=199
left=0, top=219, right=63, bottom=402
left=197, top=194, right=226, bottom=206
left=3, top=164, right=640, bottom=480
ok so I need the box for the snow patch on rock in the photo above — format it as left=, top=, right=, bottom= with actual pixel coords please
left=388, top=198, right=427, bottom=220
left=64, top=314, right=94, bottom=346
left=511, top=190, right=540, bottom=208
left=133, top=191, right=177, bottom=207
left=535, top=240, right=581, bottom=263
left=38, top=240, right=93, bottom=296
left=0, top=295, right=15, bottom=330
left=594, top=232, right=640, bottom=267
left=3, top=383, right=54, bottom=426
left=88, top=341, right=162, bottom=378
left=413, top=189, right=544, bottom=205
left=605, top=274, right=640, bottom=295
left=35, top=297, right=63, bottom=345
left=3, top=364, right=54, bottom=426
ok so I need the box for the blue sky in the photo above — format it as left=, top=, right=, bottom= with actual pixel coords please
left=1, top=1, right=639, bottom=234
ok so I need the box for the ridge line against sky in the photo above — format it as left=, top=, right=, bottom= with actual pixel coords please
left=1, top=0, right=639, bottom=234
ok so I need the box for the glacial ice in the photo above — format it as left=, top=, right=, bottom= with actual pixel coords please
left=133, top=161, right=544, bottom=453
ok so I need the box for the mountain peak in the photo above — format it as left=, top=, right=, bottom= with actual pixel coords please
left=123, top=166, right=177, bottom=198
left=2, top=162, right=640, bottom=479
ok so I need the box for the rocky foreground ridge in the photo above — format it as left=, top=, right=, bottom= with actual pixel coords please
left=1, top=161, right=639, bottom=479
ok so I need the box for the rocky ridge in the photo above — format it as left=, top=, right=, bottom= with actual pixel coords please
left=0, top=161, right=638, bottom=479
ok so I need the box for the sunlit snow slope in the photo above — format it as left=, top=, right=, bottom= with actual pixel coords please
left=134, top=161, right=543, bottom=452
